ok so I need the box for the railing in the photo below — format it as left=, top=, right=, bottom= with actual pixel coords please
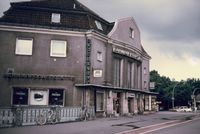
left=0, top=106, right=95, bottom=128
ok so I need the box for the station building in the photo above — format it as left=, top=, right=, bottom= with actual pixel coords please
left=0, top=0, right=157, bottom=116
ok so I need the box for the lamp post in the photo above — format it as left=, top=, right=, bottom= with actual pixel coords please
left=172, top=83, right=178, bottom=109
left=192, top=88, right=200, bottom=111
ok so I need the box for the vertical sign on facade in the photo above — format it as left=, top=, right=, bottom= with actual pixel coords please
left=85, top=38, right=91, bottom=84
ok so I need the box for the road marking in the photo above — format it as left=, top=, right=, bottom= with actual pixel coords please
left=115, top=120, right=179, bottom=134
left=116, top=117, right=200, bottom=134
left=141, top=117, right=200, bottom=134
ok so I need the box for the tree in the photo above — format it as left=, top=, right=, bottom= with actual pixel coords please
left=150, top=70, right=172, bottom=110
left=150, top=70, right=200, bottom=110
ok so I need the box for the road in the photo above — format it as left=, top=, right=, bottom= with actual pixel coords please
left=146, top=117, right=200, bottom=134
left=0, top=112, right=199, bottom=134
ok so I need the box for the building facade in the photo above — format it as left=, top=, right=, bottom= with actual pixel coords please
left=0, top=0, right=157, bottom=116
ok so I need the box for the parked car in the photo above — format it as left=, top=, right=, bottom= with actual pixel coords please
left=176, top=106, right=192, bottom=112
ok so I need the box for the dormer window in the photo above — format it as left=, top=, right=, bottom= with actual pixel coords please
left=129, top=28, right=134, bottom=38
left=51, top=13, right=61, bottom=23
left=73, top=3, right=76, bottom=9
left=95, top=20, right=103, bottom=30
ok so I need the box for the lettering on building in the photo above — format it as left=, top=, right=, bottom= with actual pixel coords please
left=85, top=39, right=92, bottom=84
left=113, top=46, right=141, bottom=60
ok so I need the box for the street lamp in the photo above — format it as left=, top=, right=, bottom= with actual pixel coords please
left=172, top=83, right=178, bottom=109
left=191, top=88, right=200, bottom=111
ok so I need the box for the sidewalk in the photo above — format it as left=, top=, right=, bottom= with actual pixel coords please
left=0, top=111, right=198, bottom=134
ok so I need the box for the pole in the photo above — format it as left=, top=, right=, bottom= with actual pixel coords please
left=172, top=83, right=178, bottom=109
left=192, top=88, right=200, bottom=112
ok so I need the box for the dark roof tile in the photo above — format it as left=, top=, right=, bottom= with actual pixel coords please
left=0, top=0, right=114, bottom=34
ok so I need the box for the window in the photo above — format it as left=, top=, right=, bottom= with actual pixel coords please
left=114, top=58, right=122, bottom=87
left=51, top=13, right=61, bottom=23
left=127, top=62, right=135, bottom=88
left=144, top=95, right=149, bottom=110
left=95, top=20, right=103, bottom=30
left=50, top=40, right=67, bottom=57
left=49, top=89, right=64, bottom=106
left=144, top=67, right=147, bottom=75
left=96, top=92, right=104, bottom=111
left=12, top=87, right=29, bottom=105
left=129, top=28, right=134, bottom=38
left=97, top=51, right=103, bottom=62
left=73, top=3, right=76, bottom=9
left=144, top=81, right=147, bottom=89
left=15, top=38, right=33, bottom=55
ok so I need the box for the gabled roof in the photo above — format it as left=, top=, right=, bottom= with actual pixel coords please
left=0, top=0, right=114, bottom=34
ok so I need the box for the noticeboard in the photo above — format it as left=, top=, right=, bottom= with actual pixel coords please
left=12, top=87, right=29, bottom=105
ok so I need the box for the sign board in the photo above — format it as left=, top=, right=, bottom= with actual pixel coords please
left=30, top=90, right=48, bottom=105
left=93, top=70, right=103, bottom=77
left=113, top=47, right=138, bottom=59
left=12, top=87, right=29, bottom=105
left=150, top=82, right=155, bottom=89
left=128, top=93, right=135, bottom=98
left=49, top=89, right=64, bottom=106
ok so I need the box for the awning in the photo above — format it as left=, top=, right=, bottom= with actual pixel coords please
left=75, top=84, right=158, bottom=95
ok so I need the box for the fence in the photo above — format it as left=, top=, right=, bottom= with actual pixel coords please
left=0, top=106, right=95, bottom=128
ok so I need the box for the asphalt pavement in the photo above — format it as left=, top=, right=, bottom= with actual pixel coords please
left=0, top=111, right=199, bottom=134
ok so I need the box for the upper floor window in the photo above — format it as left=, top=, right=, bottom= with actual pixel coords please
left=51, top=13, right=61, bottom=23
left=144, top=81, right=147, bottom=89
left=95, top=20, right=103, bottom=30
left=114, top=58, right=123, bottom=87
left=97, top=51, right=103, bottom=62
left=127, top=62, right=135, bottom=88
left=129, top=28, right=134, bottom=38
left=15, top=38, right=33, bottom=55
left=50, top=40, right=67, bottom=57
left=144, top=67, right=147, bottom=75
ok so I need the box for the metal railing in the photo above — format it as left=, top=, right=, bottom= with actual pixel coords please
left=0, top=106, right=95, bottom=128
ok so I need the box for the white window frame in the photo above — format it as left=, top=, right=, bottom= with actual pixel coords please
left=97, top=51, right=103, bottom=62
left=129, top=28, right=134, bottom=38
left=95, top=20, right=103, bottom=30
left=50, top=40, right=67, bottom=57
left=15, top=37, right=33, bottom=55
left=51, top=13, right=61, bottom=23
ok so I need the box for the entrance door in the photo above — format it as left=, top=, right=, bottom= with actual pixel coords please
left=128, top=98, right=131, bottom=113
left=113, top=92, right=121, bottom=114
left=128, top=98, right=134, bottom=113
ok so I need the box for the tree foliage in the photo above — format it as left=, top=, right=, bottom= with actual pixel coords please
left=150, top=70, right=200, bottom=110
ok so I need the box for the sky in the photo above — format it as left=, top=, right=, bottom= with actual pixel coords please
left=0, top=0, right=200, bottom=81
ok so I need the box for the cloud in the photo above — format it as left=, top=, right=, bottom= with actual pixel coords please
left=0, top=0, right=31, bottom=17
left=80, top=0, right=200, bottom=43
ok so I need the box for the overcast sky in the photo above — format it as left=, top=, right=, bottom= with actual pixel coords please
left=0, top=0, right=200, bottom=81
